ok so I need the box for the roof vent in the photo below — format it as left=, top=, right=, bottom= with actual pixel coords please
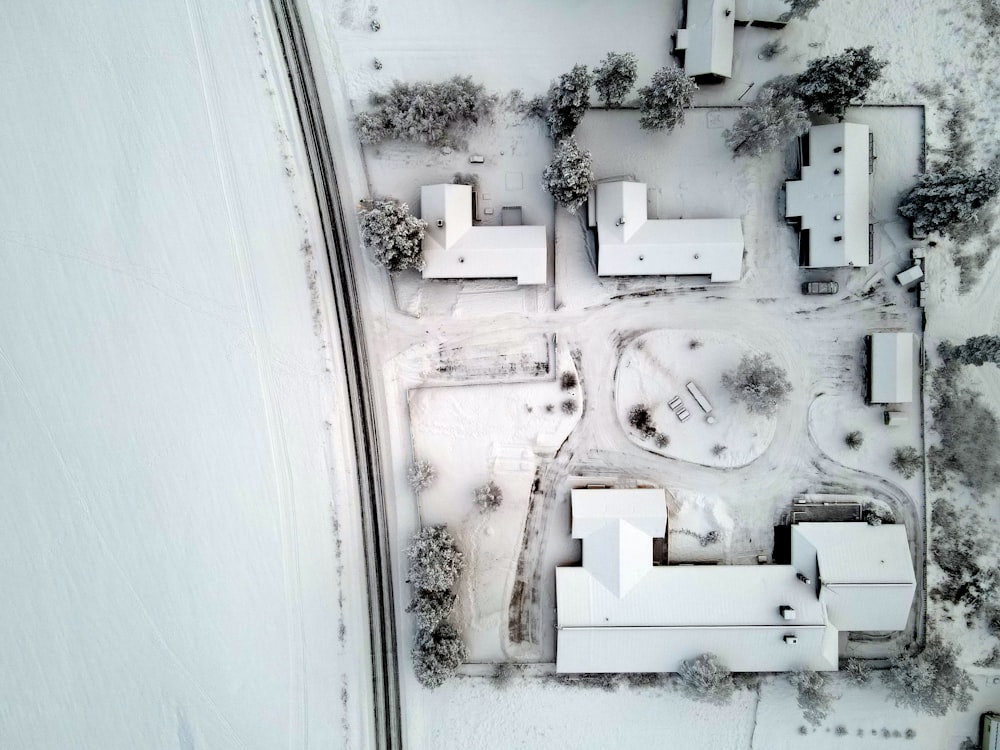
left=436, top=219, right=445, bottom=228
left=796, top=572, right=812, bottom=585
left=779, top=605, right=797, bottom=620
left=784, top=635, right=799, bottom=644
left=834, top=235, right=843, bottom=242
left=638, top=255, right=645, bottom=261
left=616, top=216, right=626, bottom=226
left=834, top=168, right=841, bottom=175
left=693, top=253, right=700, bottom=260
left=458, top=257, right=465, bottom=263
left=725, top=8, right=732, bottom=15
left=834, top=146, right=843, bottom=153
left=834, top=214, right=842, bottom=221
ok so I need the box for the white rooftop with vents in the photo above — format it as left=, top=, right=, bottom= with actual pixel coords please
left=419, top=183, right=547, bottom=285
left=556, top=489, right=916, bottom=674
left=785, top=123, right=872, bottom=268
left=590, top=181, right=744, bottom=282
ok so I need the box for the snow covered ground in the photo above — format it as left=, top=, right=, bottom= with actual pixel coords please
left=302, top=0, right=1000, bottom=746
left=0, top=2, right=373, bottom=748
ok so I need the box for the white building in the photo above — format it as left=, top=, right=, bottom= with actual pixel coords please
left=867, top=332, right=916, bottom=405
left=785, top=123, right=872, bottom=268
left=419, top=183, right=547, bottom=285
left=589, top=181, right=744, bottom=282
left=556, top=489, right=915, bottom=674
left=675, top=0, right=788, bottom=81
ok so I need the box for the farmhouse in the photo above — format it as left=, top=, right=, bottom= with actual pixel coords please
left=588, top=180, right=744, bottom=282
left=674, top=0, right=789, bottom=81
left=785, top=123, right=873, bottom=268
left=419, top=183, right=547, bottom=285
left=556, top=489, right=915, bottom=674
left=867, top=332, right=916, bottom=405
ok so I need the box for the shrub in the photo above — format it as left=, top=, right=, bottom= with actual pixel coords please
left=711, top=443, right=727, bottom=456
left=355, top=76, right=496, bottom=146
left=724, top=89, right=809, bottom=158
left=789, top=670, right=835, bottom=726
left=845, top=431, right=864, bottom=450
left=722, top=353, right=792, bottom=416
left=676, top=653, right=736, bottom=704
left=943, top=334, right=1000, bottom=366
left=474, top=481, right=503, bottom=513
left=898, top=169, right=1000, bottom=237
left=405, top=525, right=464, bottom=593
left=560, top=371, right=578, bottom=390
left=405, top=588, right=457, bottom=630
left=492, top=662, right=518, bottom=689
left=758, top=39, right=787, bottom=60
left=843, top=657, right=872, bottom=685
left=779, top=0, right=826, bottom=21
left=930, top=498, right=998, bottom=617
left=638, top=66, right=697, bottom=132
left=359, top=199, right=427, bottom=272
left=881, top=634, right=976, bottom=716
left=542, top=136, right=595, bottom=212
left=628, top=404, right=657, bottom=438
left=793, top=46, right=888, bottom=118
left=412, top=622, right=467, bottom=688
left=543, top=65, right=594, bottom=140
left=891, top=446, right=921, bottom=479
left=653, top=432, right=670, bottom=448
left=561, top=399, right=579, bottom=415
left=594, top=52, right=638, bottom=108
left=408, top=459, right=437, bottom=493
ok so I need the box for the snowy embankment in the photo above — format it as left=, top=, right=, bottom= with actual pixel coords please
left=0, top=2, right=370, bottom=748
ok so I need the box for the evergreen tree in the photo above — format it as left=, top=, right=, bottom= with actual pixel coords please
left=722, top=353, right=793, bottom=416
left=358, top=199, right=427, bottom=272
left=638, top=66, right=697, bottom=132
left=724, top=89, right=809, bottom=158
left=594, top=52, right=638, bottom=108
left=898, top=168, right=1000, bottom=237
left=544, top=65, right=594, bottom=140
left=881, top=635, right=976, bottom=716
left=794, top=46, right=887, bottom=117
left=542, top=136, right=595, bottom=213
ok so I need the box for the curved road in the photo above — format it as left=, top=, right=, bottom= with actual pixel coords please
left=268, top=2, right=402, bottom=749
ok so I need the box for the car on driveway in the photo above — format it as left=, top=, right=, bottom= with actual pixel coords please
left=802, top=280, right=839, bottom=295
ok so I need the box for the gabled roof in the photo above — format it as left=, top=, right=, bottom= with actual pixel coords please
left=420, top=184, right=547, bottom=285
left=570, top=488, right=667, bottom=539
left=677, top=0, right=735, bottom=80
left=785, top=123, right=871, bottom=268
left=869, top=332, right=915, bottom=404
left=593, top=181, right=744, bottom=282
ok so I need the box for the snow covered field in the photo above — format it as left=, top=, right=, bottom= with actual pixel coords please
left=302, top=0, right=1000, bottom=746
left=0, top=2, right=372, bottom=748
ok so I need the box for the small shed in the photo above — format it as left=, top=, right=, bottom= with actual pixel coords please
left=867, top=333, right=915, bottom=405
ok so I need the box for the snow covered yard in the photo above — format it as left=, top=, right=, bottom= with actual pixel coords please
left=616, top=330, right=779, bottom=468
left=0, top=2, right=370, bottom=748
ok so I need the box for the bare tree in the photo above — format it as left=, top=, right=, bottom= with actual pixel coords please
left=881, top=634, right=976, bottom=716
left=594, top=52, right=638, bottom=108
left=474, top=481, right=503, bottom=513
left=898, top=168, right=1000, bottom=237
left=890, top=446, right=922, bottom=479
left=638, top=66, right=697, bottom=132
left=724, top=89, right=809, bottom=158
left=408, top=459, right=437, bottom=493
left=789, top=670, right=835, bottom=726
left=722, top=353, right=793, bottom=416
left=676, top=653, right=736, bottom=704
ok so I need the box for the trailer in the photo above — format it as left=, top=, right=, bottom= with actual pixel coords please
left=685, top=381, right=714, bottom=414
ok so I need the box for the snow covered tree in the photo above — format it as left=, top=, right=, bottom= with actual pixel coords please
left=945, top=334, right=1000, bottom=366
left=542, top=136, right=595, bottom=213
left=676, top=653, right=737, bottom=704
left=412, top=622, right=467, bottom=688
left=474, top=481, right=503, bottom=513
left=789, top=670, right=835, bottom=726
left=794, top=46, right=888, bottom=117
left=843, top=657, right=872, bottom=685
left=891, top=446, right=922, bottom=479
left=543, top=64, right=594, bottom=140
left=724, top=89, right=809, bottom=158
left=638, top=66, right=697, bottom=132
left=780, top=0, right=826, bottom=21
left=845, top=430, right=864, bottom=450
left=359, top=199, right=427, bottom=272
left=722, top=353, right=793, bottom=416
left=405, top=588, right=457, bottom=630
left=405, top=524, right=464, bottom=593
left=594, top=52, right=638, bottom=108
left=355, top=76, right=496, bottom=146
left=881, top=634, right=976, bottom=716
left=407, top=459, right=437, bottom=493
left=897, top=168, right=1000, bottom=237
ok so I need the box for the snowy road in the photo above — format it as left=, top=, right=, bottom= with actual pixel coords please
left=0, top=2, right=372, bottom=748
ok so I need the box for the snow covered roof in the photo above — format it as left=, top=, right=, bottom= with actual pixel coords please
left=570, top=488, right=667, bottom=539
left=676, top=0, right=735, bottom=80
left=785, top=123, right=871, bottom=268
left=593, top=181, right=744, bottom=282
left=791, top=523, right=916, bottom=631
left=733, top=0, right=790, bottom=24
left=868, top=332, right=915, bottom=404
left=420, top=184, right=547, bottom=285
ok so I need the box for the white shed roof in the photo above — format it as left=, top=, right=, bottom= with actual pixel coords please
left=677, top=0, right=735, bottom=80
left=594, top=181, right=744, bottom=282
left=420, top=184, right=547, bottom=285
left=869, top=332, right=915, bottom=404
left=791, top=523, right=916, bottom=632
left=570, top=488, right=667, bottom=539
left=785, top=123, right=871, bottom=268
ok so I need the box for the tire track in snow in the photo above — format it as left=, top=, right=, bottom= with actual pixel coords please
left=182, top=1, right=309, bottom=747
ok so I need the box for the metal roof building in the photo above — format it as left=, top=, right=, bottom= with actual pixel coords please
left=675, top=0, right=736, bottom=82
left=556, top=489, right=916, bottom=674
left=867, top=332, right=916, bottom=405
left=785, top=123, right=872, bottom=268
left=419, top=184, right=547, bottom=285
left=590, top=181, right=744, bottom=282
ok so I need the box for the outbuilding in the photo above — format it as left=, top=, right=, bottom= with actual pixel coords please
left=867, top=332, right=916, bottom=405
